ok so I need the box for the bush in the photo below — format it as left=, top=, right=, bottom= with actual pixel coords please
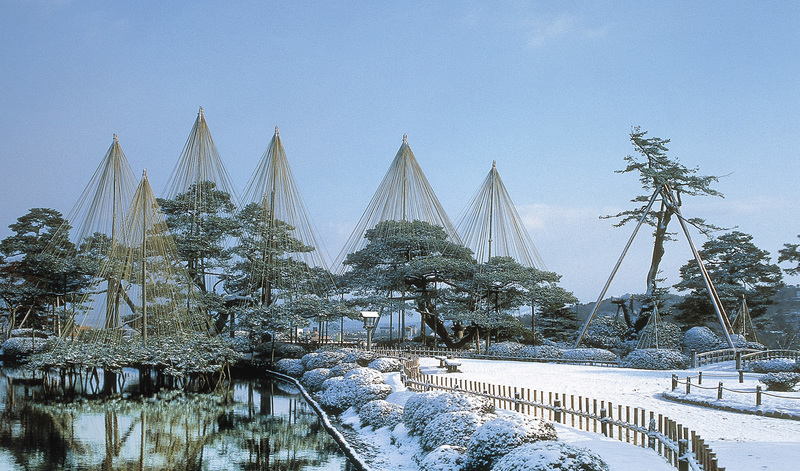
left=301, top=368, right=331, bottom=391
left=302, top=350, right=345, bottom=370
left=368, top=357, right=403, bottom=373
left=274, top=358, right=305, bottom=377
left=683, top=327, right=722, bottom=353
left=637, top=322, right=683, bottom=350
left=517, top=345, right=563, bottom=360
left=759, top=372, right=800, bottom=392
left=342, top=350, right=380, bottom=366
left=492, top=442, right=609, bottom=471
left=560, top=348, right=617, bottom=363
left=403, top=391, right=495, bottom=435
left=486, top=341, right=524, bottom=357
left=748, top=358, right=799, bottom=373
left=418, top=445, right=466, bottom=471
left=330, top=362, right=360, bottom=377
left=465, top=414, right=557, bottom=471
left=358, top=400, right=404, bottom=429
left=0, top=337, right=50, bottom=358
left=623, top=349, right=689, bottom=370
left=420, top=410, right=494, bottom=451
left=317, top=367, right=392, bottom=411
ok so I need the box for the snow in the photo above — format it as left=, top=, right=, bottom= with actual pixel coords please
left=424, top=357, right=800, bottom=471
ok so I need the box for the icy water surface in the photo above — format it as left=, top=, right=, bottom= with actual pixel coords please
left=0, top=366, right=354, bottom=470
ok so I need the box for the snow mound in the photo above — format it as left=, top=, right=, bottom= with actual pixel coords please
left=748, top=358, right=799, bottom=373
left=561, top=348, right=617, bottom=363
left=418, top=445, right=467, bottom=471
left=369, top=357, right=403, bottom=373
left=0, top=337, right=50, bottom=358
left=301, top=368, right=331, bottom=391
left=342, top=350, right=381, bottom=366
left=330, top=361, right=360, bottom=377
left=421, top=410, right=494, bottom=451
left=302, top=350, right=346, bottom=370
left=465, top=413, right=557, bottom=471
left=358, top=399, right=404, bottom=429
left=487, top=341, right=524, bottom=357
left=274, top=358, right=305, bottom=377
left=404, top=391, right=495, bottom=435
left=683, top=327, right=722, bottom=353
left=518, top=345, right=563, bottom=359
left=318, top=367, right=392, bottom=411
left=491, top=441, right=609, bottom=471
left=623, top=349, right=689, bottom=370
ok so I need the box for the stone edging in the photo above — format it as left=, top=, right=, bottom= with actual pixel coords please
left=662, top=391, right=800, bottom=421
left=264, top=369, right=373, bottom=471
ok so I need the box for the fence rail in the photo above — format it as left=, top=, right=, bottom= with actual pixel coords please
left=399, top=357, right=723, bottom=471
left=370, top=346, right=621, bottom=367
left=741, top=349, right=800, bottom=367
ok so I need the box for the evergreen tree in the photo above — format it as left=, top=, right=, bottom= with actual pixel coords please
left=602, top=127, right=724, bottom=331
left=778, top=235, right=800, bottom=275
left=674, top=231, right=783, bottom=326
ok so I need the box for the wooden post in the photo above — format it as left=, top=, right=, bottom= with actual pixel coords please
left=678, top=439, right=689, bottom=471
left=739, top=370, right=744, bottom=383
left=735, top=350, right=742, bottom=370
left=554, top=399, right=562, bottom=423
left=648, top=416, right=657, bottom=450
left=686, top=376, right=691, bottom=394
left=756, top=385, right=762, bottom=406
left=690, top=349, right=697, bottom=368
left=672, top=374, right=678, bottom=390
left=600, top=408, right=608, bottom=437
left=718, top=382, right=723, bottom=400
left=698, top=371, right=703, bottom=385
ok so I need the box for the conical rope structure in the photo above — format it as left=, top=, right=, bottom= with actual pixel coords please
left=35, top=171, right=232, bottom=375
left=731, top=295, right=759, bottom=343
left=333, top=134, right=462, bottom=273
left=455, top=161, right=546, bottom=269
left=234, top=126, right=336, bottom=305
left=160, top=107, right=240, bottom=294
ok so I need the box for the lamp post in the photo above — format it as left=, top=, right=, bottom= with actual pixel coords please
left=361, top=311, right=379, bottom=351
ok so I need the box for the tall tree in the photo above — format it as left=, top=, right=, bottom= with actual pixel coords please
left=602, top=127, right=724, bottom=331
left=0, top=208, right=89, bottom=332
left=674, top=231, right=783, bottom=326
left=157, top=180, right=238, bottom=293
left=778, top=235, right=800, bottom=275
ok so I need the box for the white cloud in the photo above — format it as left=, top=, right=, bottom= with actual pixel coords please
left=525, top=14, right=609, bottom=49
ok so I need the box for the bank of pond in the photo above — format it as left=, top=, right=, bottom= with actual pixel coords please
left=0, top=365, right=355, bottom=471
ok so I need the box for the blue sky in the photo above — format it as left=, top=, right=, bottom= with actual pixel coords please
left=1, top=1, right=799, bottom=302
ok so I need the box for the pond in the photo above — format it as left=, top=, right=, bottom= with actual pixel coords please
left=0, top=364, right=355, bottom=471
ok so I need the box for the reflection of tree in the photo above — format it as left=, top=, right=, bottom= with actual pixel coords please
left=0, top=377, right=348, bottom=470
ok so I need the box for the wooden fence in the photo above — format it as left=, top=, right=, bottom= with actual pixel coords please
left=371, top=346, right=621, bottom=367
left=693, top=348, right=800, bottom=368
left=400, top=357, right=723, bottom=471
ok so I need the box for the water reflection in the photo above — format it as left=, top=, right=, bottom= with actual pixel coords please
left=0, top=366, right=353, bottom=471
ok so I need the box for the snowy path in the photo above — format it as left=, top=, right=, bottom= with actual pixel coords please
left=425, top=357, right=800, bottom=471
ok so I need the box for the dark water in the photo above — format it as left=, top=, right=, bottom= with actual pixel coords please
left=0, top=365, right=354, bottom=471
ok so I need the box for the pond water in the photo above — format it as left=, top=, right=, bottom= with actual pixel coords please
left=0, top=365, right=354, bottom=471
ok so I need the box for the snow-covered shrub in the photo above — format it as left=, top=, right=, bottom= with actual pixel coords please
left=465, top=414, right=557, bottom=471
left=269, top=342, right=306, bottom=359
left=368, top=357, right=403, bottom=372
left=492, top=441, right=609, bottom=471
left=317, top=367, right=392, bottom=411
left=748, top=358, right=799, bottom=373
left=560, top=348, right=617, bottom=363
left=404, top=391, right=495, bottom=435
left=730, top=335, right=766, bottom=351
left=582, top=316, right=628, bottom=349
left=0, top=337, right=50, bottom=358
left=418, top=445, right=466, bottom=471
left=301, top=368, right=331, bottom=391
left=330, top=362, right=360, bottom=377
left=273, top=358, right=305, bottom=377
left=420, top=410, right=494, bottom=451
left=759, top=372, right=800, bottom=392
left=358, top=399, right=404, bottom=429
left=342, top=350, right=380, bottom=366
left=637, top=322, right=683, bottom=350
left=623, top=349, right=689, bottom=370
left=518, top=345, right=563, bottom=359
left=302, top=350, right=345, bottom=370
left=683, top=327, right=723, bottom=353
left=487, top=341, right=524, bottom=357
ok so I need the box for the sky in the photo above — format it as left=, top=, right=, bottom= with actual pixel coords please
left=1, top=1, right=799, bottom=302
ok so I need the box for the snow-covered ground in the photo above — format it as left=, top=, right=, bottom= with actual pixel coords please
left=407, top=357, right=800, bottom=471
